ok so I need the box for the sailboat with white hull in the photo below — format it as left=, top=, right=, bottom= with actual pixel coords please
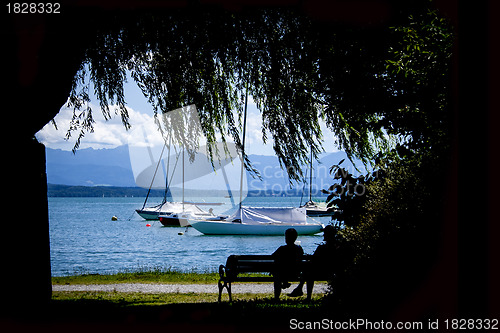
left=188, top=90, right=324, bottom=235
left=135, top=149, right=215, bottom=225
left=136, top=201, right=216, bottom=223
left=135, top=105, right=214, bottom=226
left=190, top=206, right=323, bottom=235
left=133, top=105, right=242, bottom=226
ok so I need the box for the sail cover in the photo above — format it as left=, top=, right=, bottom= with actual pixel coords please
left=140, top=202, right=207, bottom=214
left=232, top=207, right=307, bottom=225
left=159, top=202, right=207, bottom=214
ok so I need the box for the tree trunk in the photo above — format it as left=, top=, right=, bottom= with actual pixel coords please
left=2, top=139, right=52, bottom=313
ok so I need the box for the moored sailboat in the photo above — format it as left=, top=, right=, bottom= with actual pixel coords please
left=134, top=106, right=214, bottom=226
left=301, top=199, right=333, bottom=217
left=133, top=105, right=243, bottom=226
left=187, top=90, right=324, bottom=235
left=300, top=147, right=337, bottom=217
left=157, top=202, right=217, bottom=226
left=189, top=206, right=324, bottom=235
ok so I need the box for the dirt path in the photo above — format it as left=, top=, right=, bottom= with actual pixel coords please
left=53, top=283, right=328, bottom=294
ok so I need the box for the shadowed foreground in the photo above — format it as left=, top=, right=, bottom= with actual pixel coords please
left=2, top=292, right=327, bottom=333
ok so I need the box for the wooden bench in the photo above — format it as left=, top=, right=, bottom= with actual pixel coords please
left=218, top=254, right=315, bottom=302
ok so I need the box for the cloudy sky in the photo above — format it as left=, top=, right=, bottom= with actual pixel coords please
left=36, top=73, right=339, bottom=156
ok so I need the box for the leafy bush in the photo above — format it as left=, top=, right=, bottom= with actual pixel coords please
left=321, top=152, right=447, bottom=317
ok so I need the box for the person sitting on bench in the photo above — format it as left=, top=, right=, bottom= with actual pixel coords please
left=288, top=225, right=342, bottom=300
left=272, top=228, right=304, bottom=299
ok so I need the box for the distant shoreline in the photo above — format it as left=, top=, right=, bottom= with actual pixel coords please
left=47, top=183, right=327, bottom=198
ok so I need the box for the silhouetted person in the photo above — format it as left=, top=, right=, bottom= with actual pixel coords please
left=288, top=224, right=342, bottom=300
left=272, top=228, right=304, bottom=299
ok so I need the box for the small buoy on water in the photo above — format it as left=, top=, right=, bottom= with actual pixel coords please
left=178, top=232, right=184, bottom=235
left=111, top=216, right=118, bottom=221
left=146, top=223, right=151, bottom=227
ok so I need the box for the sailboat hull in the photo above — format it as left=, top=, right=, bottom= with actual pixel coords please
left=135, top=209, right=161, bottom=220
left=189, top=220, right=324, bottom=236
left=305, top=208, right=336, bottom=217
left=301, top=201, right=337, bottom=217
left=136, top=202, right=210, bottom=221
left=158, top=215, right=188, bottom=227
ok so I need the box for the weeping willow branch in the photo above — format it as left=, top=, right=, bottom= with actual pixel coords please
left=64, top=4, right=452, bottom=182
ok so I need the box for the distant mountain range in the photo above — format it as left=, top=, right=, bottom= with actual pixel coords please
left=46, top=145, right=136, bottom=187
left=45, top=145, right=365, bottom=195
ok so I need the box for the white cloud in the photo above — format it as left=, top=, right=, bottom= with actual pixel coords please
left=36, top=98, right=339, bottom=156
left=245, top=105, right=276, bottom=156
left=36, top=103, right=164, bottom=150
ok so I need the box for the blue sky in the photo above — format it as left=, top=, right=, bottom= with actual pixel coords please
left=36, top=71, right=340, bottom=156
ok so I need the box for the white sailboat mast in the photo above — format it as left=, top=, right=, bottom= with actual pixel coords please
left=309, top=145, right=313, bottom=202
left=239, top=88, right=248, bottom=210
left=181, top=108, right=185, bottom=212
left=182, top=144, right=185, bottom=212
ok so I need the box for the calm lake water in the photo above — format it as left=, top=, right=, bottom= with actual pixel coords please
left=48, top=197, right=331, bottom=276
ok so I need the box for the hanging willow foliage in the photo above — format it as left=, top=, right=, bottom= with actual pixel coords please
left=65, top=4, right=452, bottom=182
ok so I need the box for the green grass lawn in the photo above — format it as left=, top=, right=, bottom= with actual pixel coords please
left=52, top=290, right=323, bottom=305
left=47, top=269, right=330, bottom=329
left=52, top=290, right=259, bottom=304
left=52, top=269, right=219, bottom=285
left=52, top=268, right=271, bottom=285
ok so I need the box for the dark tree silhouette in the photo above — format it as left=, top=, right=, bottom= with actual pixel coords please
left=63, top=4, right=452, bottom=182
left=7, top=0, right=489, bottom=323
